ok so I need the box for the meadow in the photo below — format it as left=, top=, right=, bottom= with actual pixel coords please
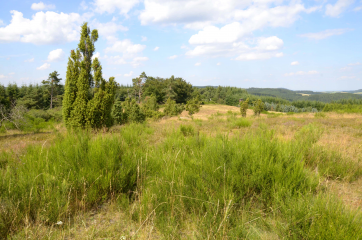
left=1, top=105, right=362, bottom=239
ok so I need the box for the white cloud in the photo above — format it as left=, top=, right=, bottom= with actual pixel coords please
left=105, top=39, right=146, bottom=57
left=169, top=55, right=178, bottom=59
left=348, top=62, right=361, bottom=66
left=31, top=2, right=55, bottom=10
left=103, top=38, right=148, bottom=67
left=47, top=49, right=65, bottom=62
left=24, top=58, right=35, bottom=62
left=139, top=0, right=319, bottom=62
left=299, top=28, right=352, bottom=40
left=92, top=52, right=100, bottom=60
left=291, top=61, right=299, bottom=65
left=37, top=63, right=50, bottom=70
left=340, top=66, right=352, bottom=71
left=0, top=20, right=4, bottom=26
left=189, top=22, right=245, bottom=44
left=354, top=6, right=362, bottom=11
left=0, top=75, right=7, bottom=79
left=217, top=62, right=221, bottom=65
left=93, top=0, right=140, bottom=15
left=340, top=76, right=356, bottom=79
left=284, top=70, right=319, bottom=76
left=325, top=0, right=355, bottom=17
left=131, top=57, right=149, bottom=67
left=0, top=10, right=90, bottom=44
left=139, top=0, right=318, bottom=29
left=187, top=35, right=284, bottom=61
left=141, top=36, right=147, bottom=41
left=92, top=20, right=128, bottom=40
left=9, top=72, right=15, bottom=75
left=153, top=46, right=159, bottom=51
left=124, top=71, right=133, bottom=77
left=195, top=62, right=201, bottom=66
left=80, top=0, right=88, bottom=10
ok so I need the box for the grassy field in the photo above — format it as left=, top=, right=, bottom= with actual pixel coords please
left=1, top=104, right=362, bottom=239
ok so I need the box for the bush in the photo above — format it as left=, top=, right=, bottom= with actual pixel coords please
left=233, top=118, right=252, bottom=128
left=112, top=100, right=123, bottom=124
left=315, top=112, right=326, bottom=118
left=185, top=97, right=201, bottom=115
left=163, top=98, right=184, bottom=116
left=179, top=124, right=195, bottom=136
left=121, top=98, right=146, bottom=123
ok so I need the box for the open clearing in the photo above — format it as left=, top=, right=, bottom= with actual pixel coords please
left=2, top=104, right=362, bottom=239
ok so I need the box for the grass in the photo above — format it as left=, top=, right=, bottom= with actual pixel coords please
left=2, top=105, right=362, bottom=239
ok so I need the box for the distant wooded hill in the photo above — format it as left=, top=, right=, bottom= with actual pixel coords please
left=196, top=86, right=362, bottom=103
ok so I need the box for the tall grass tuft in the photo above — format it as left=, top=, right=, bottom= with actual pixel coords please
left=0, top=129, right=143, bottom=238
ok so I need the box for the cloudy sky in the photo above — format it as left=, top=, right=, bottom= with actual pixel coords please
left=0, top=0, right=361, bottom=90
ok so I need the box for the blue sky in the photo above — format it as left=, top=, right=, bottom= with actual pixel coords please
left=0, top=0, right=361, bottom=91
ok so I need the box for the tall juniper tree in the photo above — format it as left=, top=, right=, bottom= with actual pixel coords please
left=63, top=22, right=116, bottom=130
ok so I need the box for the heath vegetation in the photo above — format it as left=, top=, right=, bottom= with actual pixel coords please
left=1, top=23, right=362, bottom=239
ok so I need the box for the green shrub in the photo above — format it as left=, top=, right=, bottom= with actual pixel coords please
left=233, top=118, right=252, bottom=128
left=315, top=112, right=326, bottom=118
left=185, top=97, right=201, bottom=115
left=112, top=100, right=123, bottom=124
left=163, top=98, right=184, bottom=116
left=179, top=124, right=195, bottom=136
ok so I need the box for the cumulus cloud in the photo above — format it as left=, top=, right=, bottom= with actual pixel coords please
left=105, top=39, right=146, bottom=58
left=24, top=58, right=35, bottom=62
left=131, top=57, right=149, bottom=67
left=325, top=0, right=355, bottom=17
left=124, top=71, right=133, bottom=77
left=284, top=70, right=318, bottom=76
left=31, top=2, right=55, bottom=10
left=141, top=36, right=147, bottom=41
left=92, top=20, right=128, bottom=40
left=299, top=28, right=352, bottom=40
left=169, top=55, right=178, bottom=59
left=93, top=0, right=140, bottom=15
left=340, top=76, right=356, bottom=79
left=103, top=37, right=148, bottom=67
left=37, top=63, right=50, bottom=70
left=139, top=0, right=319, bottom=62
left=291, top=61, right=299, bottom=65
left=187, top=35, right=284, bottom=61
left=348, top=62, right=361, bottom=66
left=92, top=52, right=100, bottom=60
left=0, top=10, right=90, bottom=44
left=139, top=0, right=318, bottom=29
left=47, top=49, right=65, bottom=62
left=195, top=62, right=201, bottom=66
left=154, top=46, right=159, bottom=51
left=80, top=0, right=88, bottom=10
left=0, top=75, right=6, bottom=79
left=340, top=66, right=352, bottom=71
left=0, top=20, right=4, bottom=26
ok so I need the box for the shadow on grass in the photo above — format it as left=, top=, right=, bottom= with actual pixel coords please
left=0, top=131, right=51, bottom=140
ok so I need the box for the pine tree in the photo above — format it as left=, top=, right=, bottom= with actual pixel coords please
left=42, top=71, right=62, bottom=109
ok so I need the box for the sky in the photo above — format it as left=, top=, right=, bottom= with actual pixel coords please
left=0, top=0, right=361, bottom=91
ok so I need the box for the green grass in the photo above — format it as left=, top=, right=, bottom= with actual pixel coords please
left=2, top=122, right=362, bottom=239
